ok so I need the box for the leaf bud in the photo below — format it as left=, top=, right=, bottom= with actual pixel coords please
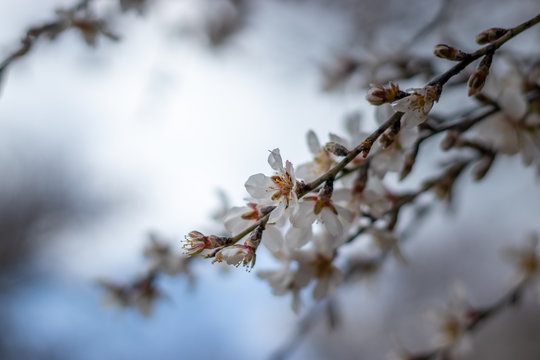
left=476, top=27, right=507, bottom=44
left=433, top=44, right=467, bottom=61
left=468, top=53, right=493, bottom=97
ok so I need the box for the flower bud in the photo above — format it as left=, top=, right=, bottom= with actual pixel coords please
left=473, top=155, right=495, bottom=181
left=468, top=53, right=493, bottom=96
left=365, top=86, right=386, bottom=105
left=441, top=131, right=459, bottom=150
left=476, top=27, right=507, bottom=44
left=183, top=231, right=231, bottom=255
left=365, top=82, right=403, bottom=105
left=399, top=151, right=416, bottom=180
left=325, top=142, right=349, bottom=156
left=433, top=44, right=467, bottom=61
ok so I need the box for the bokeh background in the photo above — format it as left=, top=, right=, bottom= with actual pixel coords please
left=0, top=0, right=540, bottom=359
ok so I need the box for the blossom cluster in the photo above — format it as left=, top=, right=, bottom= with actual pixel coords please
left=91, top=12, right=540, bottom=360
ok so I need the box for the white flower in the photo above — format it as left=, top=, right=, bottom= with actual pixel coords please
left=426, top=283, right=472, bottom=354
left=504, top=233, right=540, bottom=287
left=224, top=203, right=284, bottom=254
left=337, top=175, right=394, bottom=219
left=370, top=104, right=419, bottom=177
left=291, top=191, right=353, bottom=237
left=329, top=113, right=370, bottom=167
left=292, top=233, right=344, bottom=300
left=296, top=130, right=336, bottom=182
left=258, top=262, right=302, bottom=313
left=245, top=148, right=298, bottom=222
left=392, top=85, right=439, bottom=128
left=472, top=62, right=540, bottom=166
left=212, top=243, right=257, bottom=270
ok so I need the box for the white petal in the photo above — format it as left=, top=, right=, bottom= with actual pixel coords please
left=307, top=130, right=320, bottom=154
left=376, top=104, right=394, bottom=125
left=285, top=160, right=296, bottom=180
left=401, top=109, right=425, bottom=128
left=224, top=215, right=248, bottom=234
left=313, top=275, right=330, bottom=300
left=499, top=89, right=527, bottom=120
left=262, top=225, right=284, bottom=254
left=519, top=131, right=537, bottom=166
left=269, top=202, right=286, bottom=222
left=321, top=209, right=343, bottom=237
left=399, top=126, right=419, bottom=147
left=245, top=174, right=273, bottom=199
left=285, top=226, right=312, bottom=249
left=329, top=133, right=350, bottom=148
left=268, top=148, right=284, bottom=172
left=391, top=97, right=410, bottom=114
left=335, top=204, right=353, bottom=223
left=295, top=163, right=317, bottom=183
left=332, top=188, right=352, bottom=202
left=345, top=113, right=362, bottom=135
left=291, top=201, right=317, bottom=228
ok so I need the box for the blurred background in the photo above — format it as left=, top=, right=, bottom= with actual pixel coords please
left=0, top=0, right=540, bottom=359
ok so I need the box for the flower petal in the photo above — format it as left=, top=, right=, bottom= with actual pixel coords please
left=268, top=148, right=284, bottom=172
left=291, top=201, right=317, bottom=228
left=321, top=208, right=343, bottom=237
left=245, top=174, right=273, bottom=199
left=262, top=225, right=284, bottom=254
left=307, top=130, right=320, bottom=154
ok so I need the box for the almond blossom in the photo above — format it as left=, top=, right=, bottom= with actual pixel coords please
left=290, top=185, right=353, bottom=237
left=245, top=148, right=298, bottom=222
left=504, top=232, right=540, bottom=296
left=182, top=231, right=230, bottom=256
left=392, top=84, right=440, bottom=129
left=224, top=203, right=284, bottom=254
left=296, top=130, right=336, bottom=182
left=212, top=243, right=257, bottom=269
left=472, top=63, right=540, bottom=166
left=258, top=262, right=302, bottom=313
left=328, top=113, right=370, bottom=167
left=292, top=232, right=344, bottom=300
left=370, top=104, right=420, bottom=177
left=425, top=283, right=473, bottom=355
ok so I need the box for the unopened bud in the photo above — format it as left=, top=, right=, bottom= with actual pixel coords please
left=260, top=205, right=276, bottom=217
left=399, top=151, right=416, bottom=180
left=246, top=224, right=264, bottom=248
left=353, top=165, right=368, bottom=194
left=468, top=53, right=493, bottom=96
left=365, top=85, right=387, bottom=105
left=441, top=131, right=459, bottom=150
left=365, top=82, right=404, bottom=105
left=476, top=27, right=507, bottom=45
left=433, top=44, right=467, bottom=61
left=473, top=155, right=495, bottom=181
left=325, top=142, right=350, bottom=156
left=318, top=177, right=334, bottom=201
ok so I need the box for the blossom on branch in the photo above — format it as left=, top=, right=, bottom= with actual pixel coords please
left=245, top=148, right=298, bottom=222
left=291, top=187, right=353, bottom=237
left=392, top=85, right=440, bottom=128
left=182, top=231, right=231, bottom=256
left=296, top=130, right=336, bottom=182
left=212, top=243, right=257, bottom=269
